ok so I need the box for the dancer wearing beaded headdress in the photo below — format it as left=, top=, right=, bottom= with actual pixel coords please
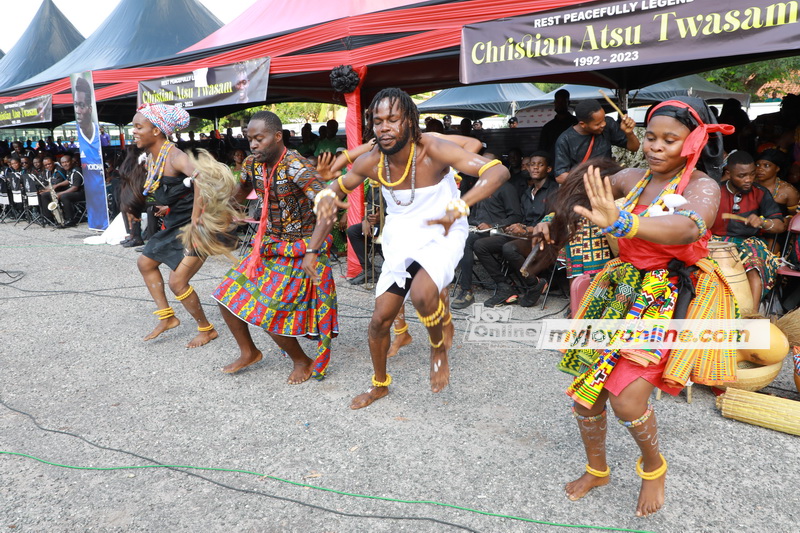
left=133, top=103, right=221, bottom=349
left=545, top=97, right=736, bottom=517
left=305, top=88, right=510, bottom=409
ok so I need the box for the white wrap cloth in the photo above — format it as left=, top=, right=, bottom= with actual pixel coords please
left=375, top=174, right=468, bottom=298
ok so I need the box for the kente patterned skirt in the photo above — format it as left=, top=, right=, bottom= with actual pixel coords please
left=212, top=234, right=338, bottom=379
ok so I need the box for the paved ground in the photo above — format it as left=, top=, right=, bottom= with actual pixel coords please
left=1, top=222, right=798, bottom=533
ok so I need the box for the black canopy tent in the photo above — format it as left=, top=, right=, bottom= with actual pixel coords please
left=0, top=0, right=223, bottom=128
left=0, top=0, right=84, bottom=92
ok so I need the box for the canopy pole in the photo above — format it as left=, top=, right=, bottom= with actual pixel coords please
left=343, top=66, right=368, bottom=278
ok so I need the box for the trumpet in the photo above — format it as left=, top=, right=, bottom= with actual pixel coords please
left=47, top=172, right=65, bottom=225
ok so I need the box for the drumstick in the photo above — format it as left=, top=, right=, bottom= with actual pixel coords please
left=598, top=89, right=626, bottom=117
left=722, top=213, right=749, bottom=222
left=520, top=245, right=539, bottom=278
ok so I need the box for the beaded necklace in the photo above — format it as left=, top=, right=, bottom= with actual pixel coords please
left=377, top=142, right=415, bottom=187
left=142, top=140, right=173, bottom=195
left=620, top=167, right=685, bottom=215
left=384, top=145, right=417, bottom=206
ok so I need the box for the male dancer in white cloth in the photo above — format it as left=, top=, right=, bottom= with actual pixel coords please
left=304, top=88, right=509, bottom=409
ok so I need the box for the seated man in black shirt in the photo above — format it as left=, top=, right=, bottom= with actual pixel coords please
left=710, top=150, right=784, bottom=308
left=452, top=155, right=522, bottom=309
left=38, top=155, right=68, bottom=224
left=474, top=151, right=558, bottom=307
left=57, top=154, right=85, bottom=227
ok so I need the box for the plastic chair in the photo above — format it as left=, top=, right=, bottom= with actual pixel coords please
left=23, top=191, right=46, bottom=229
left=768, top=213, right=800, bottom=313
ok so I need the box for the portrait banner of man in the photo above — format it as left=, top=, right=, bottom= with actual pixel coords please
left=70, top=71, right=109, bottom=230
left=137, top=57, right=270, bottom=110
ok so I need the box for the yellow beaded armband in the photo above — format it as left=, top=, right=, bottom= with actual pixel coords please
left=478, top=159, right=501, bottom=177
left=624, top=214, right=640, bottom=239
left=313, top=188, right=337, bottom=215
left=153, top=307, right=175, bottom=320
left=197, top=323, right=215, bottom=332
left=636, top=454, right=668, bottom=480
left=175, top=286, right=194, bottom=301
left=372, top=373, right=392, bottom=387
left=337, top=176, right=354, bottom=194
left=586, top=464, right=611, bottom=478
left=445, top=198, right=470, bottom=219
left=417, top=299, right=445, bottom=327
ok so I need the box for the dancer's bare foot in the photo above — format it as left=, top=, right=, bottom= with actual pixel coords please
left=288, top=359, right=313, bottom=385
left=186, top=328, right=218, bottom=349
left=144, top=316, right=180, bottom=341
left=565, top=472, right=610, bottom=501
left=221, top=350, right=263, bottom=374
left=635, top=462, right=666, bottom=517
left=350, top=386, right=389, bottom=409
left=387, top=332, right=412, bottom=357
left=430, top=347, right=450, bottom=393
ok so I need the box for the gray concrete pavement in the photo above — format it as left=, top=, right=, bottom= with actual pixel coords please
left=1, top=222, right=798, bottom=532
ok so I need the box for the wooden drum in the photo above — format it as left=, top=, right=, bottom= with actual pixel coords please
left=707, top=241, right=754, bottom=315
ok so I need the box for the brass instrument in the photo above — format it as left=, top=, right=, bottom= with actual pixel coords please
left=47, top=171, right=65, bottom=225
left=364, top=184, right=384, bottom=289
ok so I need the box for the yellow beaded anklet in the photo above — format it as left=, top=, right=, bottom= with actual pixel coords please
left=442, top=312, right=452, bottom=326
left=153, top=307, right=175, bottom=320
left=429, top=337, right=444, bottom=348
left=635, top=454, right=667, bottom=480
left=417, top=299, right=445, bottom=327
left=585, top=464, right=611, bottom=478
left=393, top=324, right=409, bottom=335
left=371, top=373, right=392, bottom=387
left=197, top=323, right=215, bottom=332
left=175, top=286, right=195, bottom=301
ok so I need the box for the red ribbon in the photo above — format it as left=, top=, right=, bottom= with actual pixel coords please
left=244, top=147, right=288, bottom=279
left=647, top=100, right=735, bottom=193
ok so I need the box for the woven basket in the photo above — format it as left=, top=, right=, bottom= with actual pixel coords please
left=716, top=387, right=800, bottom=436
left=717, top=360, right=783, bottom=392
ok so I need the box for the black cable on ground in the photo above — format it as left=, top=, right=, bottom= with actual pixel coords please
left=0, top=395, right=480, bottom=532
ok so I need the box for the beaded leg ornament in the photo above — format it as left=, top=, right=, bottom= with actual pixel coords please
left=417, top=300, right=446, bottom=347
left=175, top=286, right=195, bottom=301
left=153, top=307, right=175, bottom=320
left=636, top=453, right=668, bottom=480
left=197, top=324, right=215, bottom=332
left=393, top=324, right=409, bottom=335
left=617, top=401, right=653, bottom=428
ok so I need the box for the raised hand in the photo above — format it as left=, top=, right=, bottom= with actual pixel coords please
left=316, top=151, right=341, bottom=182
left=573, top=165, right=619, bottom=230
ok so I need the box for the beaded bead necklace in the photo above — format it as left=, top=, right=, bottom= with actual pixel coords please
left=383, top=145, right=417, bottom=206
left=142, top=140, right=173, bottom=195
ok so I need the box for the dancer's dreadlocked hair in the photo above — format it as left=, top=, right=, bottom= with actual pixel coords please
left=365, top=88, right=421, bottom=144
left=178, top=149, right=243, bottom=262
left=524, top=157, right=622, bottom=276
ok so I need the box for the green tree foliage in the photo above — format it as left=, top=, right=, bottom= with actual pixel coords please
left=218, top=102, right=337, bottom=129
left=702, top=58, right=800, bottom=100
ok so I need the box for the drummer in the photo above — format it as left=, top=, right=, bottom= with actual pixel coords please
left=710, top=150, right=784, bottom=307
